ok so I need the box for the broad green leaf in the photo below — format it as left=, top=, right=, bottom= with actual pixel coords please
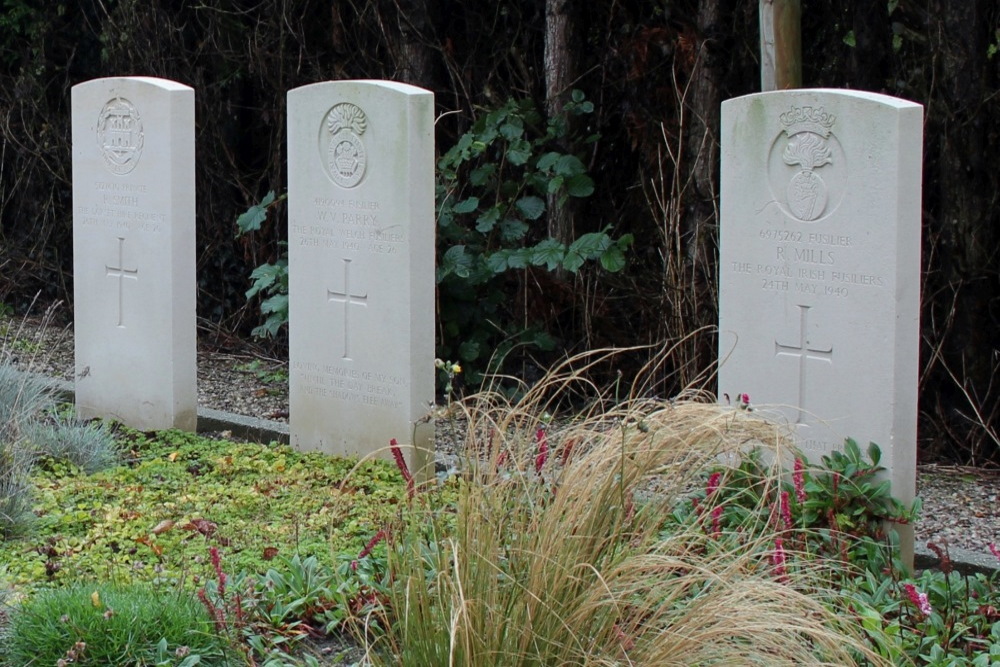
left=531, top=238, right=565, bottom=271
left=469, top=164, right=495, bottom=186
left=554, top=154, right=586, bottom=176
left=565, top=173, right=595, bottom=198
left=476, top=207, right=501, bottom=233
left=453, top=196, right=480, bottom=214
left=236, top=190, right=277, bottom=235
left=459, top=339, right=481, bottom=362
left=536, top=151, right=561, bottom=172
left=600, top=244, right=626, bottom=272
left=508, top=139, right=532, bottom=165
left=515, top=195, right=545, bottom=220
left=562, top=250, right=585, bottom=273
left=499, top=218, right=529, bottom=242
left=499, top=118, right=524, bottom=140
left=569, top=231, right=612, bottom=258
left=506, top=249, right=531, bottom=270
left=486, top=251, right=509, bottom=274
left=260, top=293, right=288, bottom=315
left=440, top=245, right=472, bottom=280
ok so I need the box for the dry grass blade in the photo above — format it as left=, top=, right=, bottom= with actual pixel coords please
left=369, top=347, right=889, bottom=666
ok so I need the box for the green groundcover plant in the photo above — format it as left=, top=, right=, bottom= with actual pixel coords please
left=1, top=354, right=999, bottom=664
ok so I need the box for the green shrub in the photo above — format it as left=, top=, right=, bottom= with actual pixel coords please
left=1, top=582, right=233, bottom=666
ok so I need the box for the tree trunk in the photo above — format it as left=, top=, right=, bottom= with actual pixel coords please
left=759, top=0, right=801, bottom=90
left=544, top=0, right=580, bottom=250
left=388, top=0, right=439, bottom=90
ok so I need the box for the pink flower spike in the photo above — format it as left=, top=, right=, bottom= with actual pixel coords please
left=389, top=438, right=415, bottom=499
left=209, top=546, right=226, bottom=598
left=358, top=529, right=387, bottom=560
left=779, top=490, right=793, bottom=530
left=706, top=471, right=722, bottom=497
left=772, top=537, right=789, bottom=583
left=740, top=393, right=750, bottom=405
left=793, top=458, right=807, bottom=504
left=710, top=505, right=724, bottom=537
left=903, top=583, right=933, bottom=617
left=989, top=543, right=1000, bottom=562
left=534, top=427, right=549, bottom=473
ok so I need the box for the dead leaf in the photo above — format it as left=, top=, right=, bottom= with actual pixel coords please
left=151, top=519, right=175, bottom=535
left=262, top=547, right=279, bottom=560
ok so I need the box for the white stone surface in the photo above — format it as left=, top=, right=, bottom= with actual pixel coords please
left=72, top=77, right=196, bottom=431
left=287, top=80, right=435, bottom=477
left=718, top=89, right=922, bottom=510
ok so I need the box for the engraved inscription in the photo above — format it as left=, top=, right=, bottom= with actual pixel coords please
left=730, top=229, right=885, bottom=297
left=106, top=237, right=139, bottom=327
left=292, top=362, right=406, bottom=409
left=97, top=97, right=144, bottom=175
left=291, top=198, right=406, bottom=254
left=78, top=181, right=164, bottom=233
left=327, top=258, right=368, bottom=360
left=774, top=305, right=833, bottom=424
left=321, top=103, right=368, bottom=188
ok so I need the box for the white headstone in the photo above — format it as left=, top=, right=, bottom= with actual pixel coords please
left=718, top=89, right=922, bottom=516
left=72, top=77, right=197, bottom=431
left=287, top=80, right=435, bottom=477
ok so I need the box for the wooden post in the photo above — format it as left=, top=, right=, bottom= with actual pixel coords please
left=759, top=0, right=802, bottom=90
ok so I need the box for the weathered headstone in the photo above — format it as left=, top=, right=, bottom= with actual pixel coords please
left=718, top=89, right=922, bottom=521
left=72, top=77, right=196, bottom=430
left=287, top=80, right=435, bottom=476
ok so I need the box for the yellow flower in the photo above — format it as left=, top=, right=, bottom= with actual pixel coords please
left=451, top=363, right=462, bottom=374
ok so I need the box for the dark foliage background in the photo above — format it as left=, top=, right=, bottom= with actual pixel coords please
left=0, top=0, right=997, bottom=464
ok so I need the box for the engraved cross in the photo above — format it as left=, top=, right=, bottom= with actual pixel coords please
left=327, top=258, right=368, bottom=360
left=106, top=237, right=139, bottom=327
left=774, top=304, right=833, bottom=424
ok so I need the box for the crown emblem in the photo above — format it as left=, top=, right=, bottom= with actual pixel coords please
left=779, top=105, right=836, bottom=138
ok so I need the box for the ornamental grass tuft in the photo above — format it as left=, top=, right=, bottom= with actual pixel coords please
left=357, top=348, right=890, bottom=666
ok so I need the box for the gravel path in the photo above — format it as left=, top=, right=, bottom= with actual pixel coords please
left=3, top=310, right=998, bottom=561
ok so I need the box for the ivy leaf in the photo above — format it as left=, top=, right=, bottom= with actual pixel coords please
left=565, top=173, right=594, bottom=198
left=515, top=196, right=545, bottom=220
left=236, top=190, right=277, bottom=235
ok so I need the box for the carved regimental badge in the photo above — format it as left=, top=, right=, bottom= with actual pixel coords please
left=768, top=105, right=846, bottom=222
left=97, top=97, right=144, bottom=175
left=321, top=103, right=368, bottom=188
